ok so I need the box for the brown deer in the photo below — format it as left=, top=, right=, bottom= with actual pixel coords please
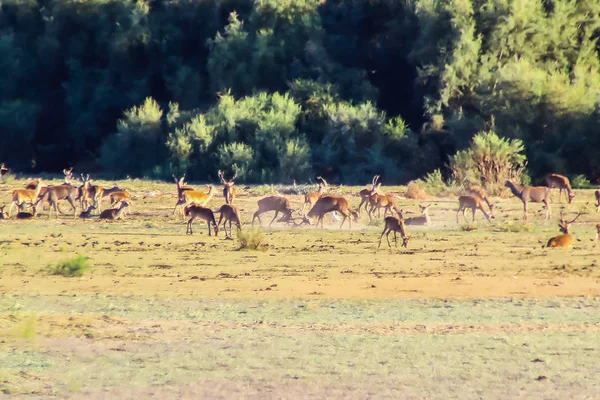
left=175, top=184, right=214, bottom=218
left=109, top=190, right=132, bottom=207
left=0, top=163, right=8, bottom=182
left=303, top=176, right=328, bottom=213
left=404, top=205, right=431, bottom=226
left=218, top=170, right=238, bottom=205
left=378, top=216, right=410, bottom=248
left=172, top=174, right=194, bottom=216
left=595, top=190, right=600, bottom=213
left=24, top=179, right=41, bottom=190
left=217, top=204, right=242, bottom=238
left=10, top=179, right=43, bottom=216
left=79, top=205, right=96, bottom=219
left=545, top=173, right=575, bottom=204
left=62, top=168, right=75, bottom=184
left=99, top=201, right=130, bottom=220
left=505, top=180, right=551, bottom=220
left=467, top=186, right=495, bottom=217
left=368, top=193, right=402, bottom=221
left=545, top=211, right=583, bottom=248
left=80, top=174, right=105, bottom=212
left=456, top=195, right=492, bottom=223
left=184, top=204, right=218, bottom=236
left=357, top=175, right=381, bottom=214
left=307, top=195, right=359, bottom=229
left=102, top=183, right=126, bottom=198
left=252, top=196, right=294, bottom=227
left=0, top=205, right=7, bottom=219
left=36, top=183, right=79, bottom=218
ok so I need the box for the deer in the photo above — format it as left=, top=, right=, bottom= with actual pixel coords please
left=80, top=174, right=105, bottom=212
left=217, top=204, right=242, bottom=239
left=24, top=179, right=41, bottom=190
left=10, top=179, right=43, bottom=216
left=35, top=183, right=79, bottom=218
left=403, top=205, right=431, bottom=226
left=109, top=190, right=132, bottom=208
left=467, top=186, right=495, bottom=217
left=378, top=216, right=410, bottom=249
left=172, top=174, right=194, bottom=216
left=368, top=193, right=402, bottom=221
left=102, top=183, right=126, bottom=198
left=594, top=224, right=600, bottom=244
left=505, top=180, right=551, bottom=220
left=456, top=195, right=492, bottom=223
left=252, top=196, right=294, bottom=227
left=99, top=201, right=130, bottom=220
left=306, top=195, right=359, bottom=229
left=595, top=190, right=600, bottom=213
left=545, top=211, right=583, bottom=248
left=303, top=176, right=328, bottom=213
left=357, top=175, right=382, bottom=214
left=0, top=163, right=9, bottom=182
left=0, top=205, right=7, bottom=219
left=62, top=168, right=75, bottom=185
left=545, top=173, right=575, bottom=204
left=175, top=184, right=214, bottom=218
left=184, top=204, right=218, bottom=236
left=79, top=205, right=96, bottom=219
left=218, top=170, right=238, bottom=205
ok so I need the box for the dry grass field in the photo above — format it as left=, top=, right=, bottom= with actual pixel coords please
left=1, top=176, right=599, bottom=398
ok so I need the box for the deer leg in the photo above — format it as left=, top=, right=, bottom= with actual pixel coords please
left=456, top=207, right=461, bottom=224
left=545, top=200, right=551, bottom=219
left=393, top=231, right=398, bottom=247
left=229, top=220, right=233, bottom=238
left=472, top=208, right=476, bottom=223
left=386, top=230, right=392, bottom=248
left=523, top=200, right=528, bottom=220
left=207, top=221, right=211, bottom=236
left=358, top=199, right=365, bottom=214
left=252, top=211, right=261, bottom=227
left=378, top=228, right=387, bottom=249
left=269, top=211, right=279, bottom=227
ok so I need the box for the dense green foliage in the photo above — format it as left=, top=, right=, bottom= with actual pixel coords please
left=0, top=0, right=599, bottom=183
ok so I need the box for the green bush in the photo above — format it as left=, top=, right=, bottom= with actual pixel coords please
left=49, top=255, right=91, bottom=277
left=237, top=229, right=267, bottom=251
left=571, top=174, right=590, bottom=189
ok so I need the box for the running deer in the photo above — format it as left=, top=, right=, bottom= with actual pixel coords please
left=175, top=184, right=214, bottom=218
left=10, top=179, right=43, bottom=216
left=505, top=180, right=551, bottom=220
left=358, top=175, right=381, bottom=214
left=99, top=201, right=130, bottom=220
left=303, top=176, right=328, bottom=213
left=378, top=216, right=410, bottom=248
left=79, top=205, right=96, bottom=219
left=545, top=173, right=575, bottom=204
left=0, top=205, right=7, bottom=219
left=184, top=204, right=218, bottom=236
left=218, top=170, right=238, bottom=205
left=595, top=190, right=600, bottom=213
left=404, top=205, right=431, bottom=226
left=252, top=196, right=294, bottom=227
left=307, top=195, right=359, bottom=229
left=172, top=174, right=194, bottom=216
left=217, top=204, right=242, bottom=238
left=545, top=211, right=583, bottom=248
left=456, top=195, right=492, bottom=223
left=467, top=186, right=495, bottom=217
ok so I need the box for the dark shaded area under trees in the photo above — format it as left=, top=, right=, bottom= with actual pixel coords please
left=1, top=0, right=599, bottom=184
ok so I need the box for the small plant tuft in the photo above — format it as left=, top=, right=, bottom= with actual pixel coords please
left=495, top=221, right=534, bottom=233
left=571, top=174, right=590, bottom=189
left=460, top=223, right=479, bottom=231
left=237, top=229, right=267, bottom=250
left=49, top=255, right=91, bottom=277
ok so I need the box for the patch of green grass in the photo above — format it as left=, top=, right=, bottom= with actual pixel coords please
left=495, top=220, right=534, bottom=232
left=10, top=315, right=37, bottom=340
left=237, top=229, right=267, bottom=250
left=48, top=255, right=91, bottom=277
left=460, top=223, right=479, bottom=231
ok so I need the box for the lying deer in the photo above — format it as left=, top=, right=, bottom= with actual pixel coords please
left=252, top=196, right=294, bottom=227
left=218, top=170, right=238, bottom=205
left=545, top=211, right=583, bottom=248
left=217, top=204, right=242, bottom=238
left=358, top=175, right=381, bottom=214
left=404, top=205, right=431, bottom=226
left=184, top=204, right=218, bottom=236
left=505, top=180, right=551, bottom=220
left=456, top=195, right=491, bottom=223
left=99, top=201, right=130, bottom=220
left=307, top=195, right=358, bottom=229
left=378, top=216, right=410, bottom=248
left=545, top=173, right=575, bottom=204
left=79, top=205, right=96, bottom=219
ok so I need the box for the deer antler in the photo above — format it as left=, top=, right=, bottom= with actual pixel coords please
left=217, top=170, right=225, bottom=183
left=566, top=211, right=585, bottom=225
left=231, top=170, right=238, bottom=182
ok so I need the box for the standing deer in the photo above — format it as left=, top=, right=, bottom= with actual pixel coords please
left=595, top=190, right=600, bottom=213
left=545, top=211, right=583, bottom=248
left=35, top=184, right=80, bottom=218
left=175, top=184, right=214, bottom=218
left=110, top=190, right=132, bottom=208
left=80, top=174, right=105, bottom=212
left=184, top=204, right=218, bottom=236
left=252, top=196, right=294, bottom=227
left=545, top=173, right=575, bottom=204
left=368, top=193, right=402, bottom=221
left=456, top=195, right=492, bottom=223
left=505, top=180, right=551, bottom=220
left=358, top=175, right=381, bottom=214
left=102, top=183, right=126, bottom=198
left=303, top=177, right=328, bottom=213
left=307, top=195, right=359, bottom=229
left=404, top=205, right=431, bottom=226
left=378, top=216, right=410, bottom=248
left=218, top=170, right=238, bottom=205
left=467, top=186, right=495, bottom=217
left=99, top=201, right=130, bottom=220
left=1, top=163, right=9, bottom=182
left=217, top=204, right=242, bottom=238
left=10, top=179, right=43, bottom=216
left=172, top=174, right=194, bottom=216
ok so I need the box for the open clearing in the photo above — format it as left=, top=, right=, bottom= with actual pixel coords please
left=1, top=178, right=599, bottom=398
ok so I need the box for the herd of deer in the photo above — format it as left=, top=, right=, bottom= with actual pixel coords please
left=1, top=163, right=599, bottom=249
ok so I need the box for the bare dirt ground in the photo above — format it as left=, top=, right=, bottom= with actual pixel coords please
left=1, top=177, right=599, bottom=398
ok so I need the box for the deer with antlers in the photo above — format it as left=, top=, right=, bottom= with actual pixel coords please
left=175, top=184, right=214, bottom=218
left=10, top=179, right=44, bottom=216
left=505, top=180, right=551, bottom=220
left=545, top=173, right=575, bottom=204
left=252, top=196, right=294, bottom=227
left=456, top=195, right=492, bottom=223
left=172, top=174, right=194, bottom=216
left=217, top=204, right=242, bottom=239
left=307, top=195, right=359, bottom=229
left=378, top=216, right=410, bottom=249
left=218, top=170, right=238, bottom=205
left=545, top=211, right=583, bottom=248
left=358, top=175, right=381, bottom=214
left=404, top=205, right=431, bottom=226
left=184, top=204, right=218, bottom=236
left=79, top=174, right=105, bottom=212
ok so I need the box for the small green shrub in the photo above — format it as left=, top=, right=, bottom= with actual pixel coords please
left=237, top=229, right=267, bottom=251
left=495, top=221, right=534, bottom=233
left=49, top=255, right=91, bottom=277
left=460, top=223, right=479, bottom=231
left=416, top=169, right=447, bottom=196
left=571, top=174, right=590, bottom=189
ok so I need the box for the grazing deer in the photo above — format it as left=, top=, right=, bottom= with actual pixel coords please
left=358, top=175, right=381, bottom=214
left=595, top=190, right=600, bottom=213
left=252, top=196, right=294, bottom=227
left=217, top=204, right=242, bottom=238
left=79, top=205, right=96, bottom=219
left=456, top=195, right=492, bottom=223
left=404, top=205, right=431, bottom=226
left=109, top=190, right=132, bottom=207
left=172, top=174, right=194, bottom=216
left=545, top=173, right=575, bottom=204
left=218, top=170, right=238, bottom=205
left=307, top=195, right=359, bottom=229
left=175, top=184, right=214, bottom=218
left=184, top=204, right=218, bottom=236
left=467, top=186, right=495, bottom=217
left=99, top=201, right=130, bottom=220
left=0, top=163, right=9, bottom=182
left=10, top=179, right=43, bottom=216
left=505, top=180, right=551, bottom=220
left=0, top=205, right=7, bottom=219
left=36, top=184, right=79, bottom=218
left=80, top=174, right=105, bottom=212
left=303, top=176, right=328, bottom=213
left=545, top=211, right=583, bottom=248
left=378, top=216, right=410, bottom=248
left=102, top=183, right=125, bottom=198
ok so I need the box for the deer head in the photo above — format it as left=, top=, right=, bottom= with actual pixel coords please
left=558, top=211, right=584, bottom=234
